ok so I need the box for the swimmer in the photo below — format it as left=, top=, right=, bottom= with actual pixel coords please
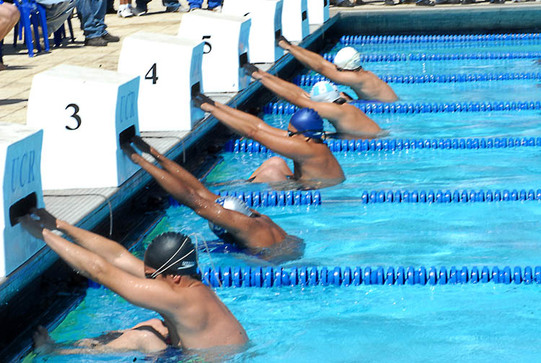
left=193, top=94, right=345, bottom=188
left=277, top=36, right=398, bottom=103
left=243, top=63, right=383, bottom=139
left=20, top=209, right=248, bottom=354
left=122, top=136, right=304, bottom=263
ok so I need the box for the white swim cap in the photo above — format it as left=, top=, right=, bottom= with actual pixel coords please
left=310, top=81, right=340, bottom=103
left=208, top=196, right=253, bottom=238
left=333, top=47, right=362, bottom=70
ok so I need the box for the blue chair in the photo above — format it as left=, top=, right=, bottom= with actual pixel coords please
left=13, top=0, right=50, bottom=57
left=53, top=17, right=75, bottom=47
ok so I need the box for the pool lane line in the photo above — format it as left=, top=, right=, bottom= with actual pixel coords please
left=226, top=136, right=541, bottom=154
left=201, top=265, right=541, bottom=287
left=322, top=52, right=541, bottom=63
left=294, top=72, right=541, bottom=86
left=263, top=100, right=541, bottom=115
left=169, top=188, right=541, bottom=208
left=340, top=33, right=541, bottom=45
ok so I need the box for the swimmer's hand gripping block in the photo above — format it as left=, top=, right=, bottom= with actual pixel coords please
left=118, top=32, right=205, bottom=132
left=178, top=10, right=251, bottom=93
left=27, top=65, right=141, bottom=190
left=0, top=123, right=45, bottom=277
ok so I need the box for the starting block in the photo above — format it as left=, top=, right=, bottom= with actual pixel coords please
left=178, top=10, right=251, bottom=93
left=118, top=32, right=205, bottom=132
left=26, top=65, right=141, bottom=190
left=307, top=0, right=329, bottom=25
left=222, top=0, right=284, bottom=64
left=0, top=123, right=44, bottom=277
left=282, top=0, right=309, bottom=42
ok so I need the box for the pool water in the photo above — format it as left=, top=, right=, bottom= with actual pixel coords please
left=26, top=33, right=541, bottom=362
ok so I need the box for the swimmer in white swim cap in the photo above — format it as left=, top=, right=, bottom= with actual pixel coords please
left=243, top=63, right=383, bottom=139
left=276, top=36, right=398, bottom=103
left=121, top=135, right=304, bottom=261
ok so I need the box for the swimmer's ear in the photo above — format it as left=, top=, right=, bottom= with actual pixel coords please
left=131, top=135, right=152, bottom=155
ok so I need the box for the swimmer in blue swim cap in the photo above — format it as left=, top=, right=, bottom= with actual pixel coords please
left=277, top=36, right=398, bottom=103
left=20, top=210, right=247, bottom=355
left=194, top=94, right=345, bottom=188
left=243, top=63, right=383, bottom=139
left=121, top=136, right=304, bottom=262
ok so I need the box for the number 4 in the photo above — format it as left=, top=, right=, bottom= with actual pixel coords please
left=145, top=63, right=158, bottom=84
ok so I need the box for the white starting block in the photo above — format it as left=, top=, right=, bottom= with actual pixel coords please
left=118, top=32, right=205, bottom=132
left=26, top=65, right=141, bottom=190
left=282, top=0, right=309, bottom=42
left=178, top=10, right=251, bottom=93
left=307, top=0, right=329, bottom=25
left=0, top=123, right=44, bottom=277
left=222, top=0, right=284, bottom=64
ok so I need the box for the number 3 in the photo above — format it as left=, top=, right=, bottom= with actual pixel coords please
left=65, top=103, right=82, bottom=130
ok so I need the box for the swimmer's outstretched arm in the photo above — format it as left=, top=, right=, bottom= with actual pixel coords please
left=278, top=37, right=338, bottom=76
left=129, top=137, right=217, bottom=201
left=125, top=149, right=217, bottom=203
left=201, top=102, right=316, bottom=161
left=247, top=67, right=310, bottom=104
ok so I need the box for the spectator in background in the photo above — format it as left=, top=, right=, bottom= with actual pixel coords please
left=132, top=0, right=189, bottom=15
left=37, top=0, right=76, bottom=35
left=0, top=0, right=19, bottom=70
left=76, top=0, right=120, bottom=46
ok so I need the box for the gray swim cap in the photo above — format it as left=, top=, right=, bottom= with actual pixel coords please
left=144, top=232, right=197, bottom=278
left=209, top=196, right=253, bottom=239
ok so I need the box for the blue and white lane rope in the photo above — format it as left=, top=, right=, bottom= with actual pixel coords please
left=322, top=52, right=541, bottom=63
left=202, top=265, right=541, bottom=287
left=170, top=188, right=541, bottom=207
left=294, top=72, right=541, bottom=86
left=263, top=100, right=541, bottom=115
left=225, top=137, right=541, bottom=154
left=168, top=191, right=322, bottom=208
left=339, top=33, right=541, bottom=45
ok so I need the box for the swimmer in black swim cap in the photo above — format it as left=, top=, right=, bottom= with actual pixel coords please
left=20, top=208, right=248, bottom=354
left=242, top=63, right=383, bottom=140
left=144, top=232, right=199, bottom=279
left=122, top=136, right=304, bottom=261
left=276, top=36, right=398, bottom=103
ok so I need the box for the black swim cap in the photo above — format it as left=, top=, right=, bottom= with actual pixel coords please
left=144, top=232, right=198, bottom=278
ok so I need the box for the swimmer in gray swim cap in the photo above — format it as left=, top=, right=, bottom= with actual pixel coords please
left=242, top=63, right=384, bottom=140
left=20, top=210, right=247, bottom=355
left=277, top=36, right=398, bottom=103
left=122, top=136, right=304, bottom=261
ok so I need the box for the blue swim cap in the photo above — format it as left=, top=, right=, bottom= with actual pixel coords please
left=289, top=108, right=324, bottom=140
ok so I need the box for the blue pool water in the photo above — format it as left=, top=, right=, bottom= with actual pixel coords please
left=25, top=34, right=541, bottom=362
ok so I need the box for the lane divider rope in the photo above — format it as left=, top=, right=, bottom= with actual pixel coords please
left=168, top=190, right=322, bottom=208
left=202, top=265, right=541, bottom=287
left=263, top=100, right=541, bottom=115
left=225, top=137, right=541, bottom=154
left=294, top=72, right=541, bottom=86
left=322, top=51, right=541, bottom=63
left=339, top=33, right=541, bottom=45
